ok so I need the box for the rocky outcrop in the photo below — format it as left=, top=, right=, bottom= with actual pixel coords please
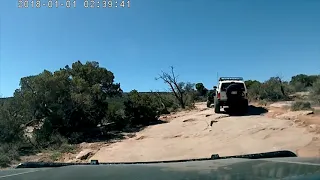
left=75, top=149, right=95, bottom=160
left=269, top=101, right=294, bottom=108
left=276, top=110, right=314, bottom=120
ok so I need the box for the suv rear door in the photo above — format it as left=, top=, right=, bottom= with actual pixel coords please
left=218, top=82, right=229, bottom=101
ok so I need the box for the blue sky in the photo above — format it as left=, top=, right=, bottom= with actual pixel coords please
left=1, top=0, right=320, bottom=97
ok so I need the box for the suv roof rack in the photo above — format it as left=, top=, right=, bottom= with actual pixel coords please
left=219, top=77, right=244, bottom=81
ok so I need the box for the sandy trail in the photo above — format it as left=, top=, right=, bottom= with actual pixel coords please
left=90, top=103, right=320, bottom=162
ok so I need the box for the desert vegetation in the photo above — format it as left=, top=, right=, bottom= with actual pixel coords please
left=0, top=60, right=319, bottom=167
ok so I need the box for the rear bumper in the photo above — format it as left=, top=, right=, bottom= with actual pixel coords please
left=218, top=100, right=227, bottom=106
left=218, top=99, right=248, bottom=107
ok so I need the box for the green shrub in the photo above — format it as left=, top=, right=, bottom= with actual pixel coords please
left=163, top=95, right=180, bottom=111
left=184, top=92, right=196, bottom=108
left=124, top=90, right=160, bottom=126
left=290, top=101, right=312, bottom=111
left=291, top=82, right=306, bottom=92
left=50, top=152, right=62, bottom=161
left=195, top=83, right=208, bottom=96
left=310, top=79, right=320, bottom=105
left=246, top=77, right=291, bottom=102
left=0, top=154, right=10, bottom=168
left=259, top=78, right=287, bottom=101
left=0, top=143, right=20, bottom=168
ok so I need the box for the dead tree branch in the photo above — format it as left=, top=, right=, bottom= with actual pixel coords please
left=156, top=66, right=186, bottom=109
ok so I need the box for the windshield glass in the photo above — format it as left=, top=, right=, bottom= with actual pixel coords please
left=1, top=0, right=320, bottom=169
left=221, top=82, right=245, bottom=91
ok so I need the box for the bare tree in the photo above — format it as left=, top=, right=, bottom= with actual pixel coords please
left=156, top=66, right=186, bottom=109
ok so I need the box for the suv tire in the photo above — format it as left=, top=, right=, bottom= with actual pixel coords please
left=214, top=98, right=220, bottom=113
left=242, top=99, right=249, bottom=114
left=207, top=100, right=211, bottom=108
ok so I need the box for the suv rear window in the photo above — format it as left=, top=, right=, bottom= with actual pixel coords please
left=220, top=82, right=245, bottom=91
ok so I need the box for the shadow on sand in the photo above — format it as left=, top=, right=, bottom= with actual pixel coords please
left=224, top=105, right=268, bottom=116
left=81, top=119, right=168, bottom=143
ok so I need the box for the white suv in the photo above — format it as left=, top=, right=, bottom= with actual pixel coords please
left=214, top=77, right=248, bottom=114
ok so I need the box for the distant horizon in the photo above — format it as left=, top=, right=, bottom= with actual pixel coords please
left=0, top=68, right=318, bottom=98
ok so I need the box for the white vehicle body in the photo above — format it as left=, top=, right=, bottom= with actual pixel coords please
left=214, top=77, right=248, bottom=114
left=217, top=80, right=248, bottom=103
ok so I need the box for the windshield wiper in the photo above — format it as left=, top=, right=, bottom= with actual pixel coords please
left=16, top=150, right=297, bottom=169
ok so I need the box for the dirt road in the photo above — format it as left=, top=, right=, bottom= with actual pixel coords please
left=90, top=103, right=320, bottom=162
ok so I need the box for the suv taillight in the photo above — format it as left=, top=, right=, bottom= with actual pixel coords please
left=217, top=93, right=221, bottom=99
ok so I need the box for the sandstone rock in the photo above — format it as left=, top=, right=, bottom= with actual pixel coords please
left=76, top=149, right=94, bottom=160
left=270, top=101, right=294, bottom=108
left=308, top=124, right=320, bottom=133
left=309, top=124, right=317, bottom=129
left=276, top=110, right=313, bottom=120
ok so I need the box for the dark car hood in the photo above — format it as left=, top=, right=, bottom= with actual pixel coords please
left=2, top=157, right=320, bottom=180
